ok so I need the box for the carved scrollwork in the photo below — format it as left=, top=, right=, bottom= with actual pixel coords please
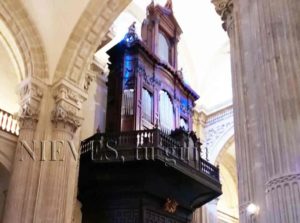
left=18, top=81, right=44, bottom=129
left=20, top=83, right=43, bottom=100
left=180, top=104, right=188, bottom=115
left=52, top=81, right=87, bottom=132
left=51, top=104, right=83, bottom=132
left=203, top=107, right=234, bottom=151
left=53, top=84, right=85, bottom=106
left=84, top=72, right=96, bottom=92
left=139, top=64, right=162, bottom=87
left=164, top=198, right=178, bottom=214
left=18, top=101, right=39, bottom=129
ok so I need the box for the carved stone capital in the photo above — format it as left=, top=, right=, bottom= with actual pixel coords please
left=52, top=80, right=88, bottom=132
left=211, top=0, right=234, bottom=32
left=18, top=78, right=44, bottom=129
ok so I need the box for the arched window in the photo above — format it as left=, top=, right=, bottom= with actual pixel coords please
left=159, top=90, right=174, bottom=132
left=142, top=88, right=153, bottom=122
left=158, top=32, right=170, bottom=64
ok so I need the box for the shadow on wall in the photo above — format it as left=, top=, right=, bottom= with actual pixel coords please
left=0, top=163, right=9, bottom=221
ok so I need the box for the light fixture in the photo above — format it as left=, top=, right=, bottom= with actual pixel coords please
left=246, top=203, right=259, bottom=215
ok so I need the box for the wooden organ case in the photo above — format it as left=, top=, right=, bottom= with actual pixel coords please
left=106, top=1, right=198, bottom=134
left=79, top=1, right=222, bottom=223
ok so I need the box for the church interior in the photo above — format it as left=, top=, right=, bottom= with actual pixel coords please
left=0, top=0, right=299, bottom=223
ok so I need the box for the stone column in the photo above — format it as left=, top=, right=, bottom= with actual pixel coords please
left=33, top=79, right=87, bottom=222
left=192, top=199, right=218, bottom=223
left=212, top=1, right=257, bottom=222
left=2, top=78, right=87, bottom=223
left=2, top=78, right=45, bottom=223
left=212, top=0, right=300, bottom=222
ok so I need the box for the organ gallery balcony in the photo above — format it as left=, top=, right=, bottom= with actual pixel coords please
left=79, top=129, right=222, bottom=223
left=81, top=129, right=220, bottom=183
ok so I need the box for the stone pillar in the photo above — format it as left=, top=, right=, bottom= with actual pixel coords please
left=33, top=79, right=87, bottom=222
left=2, top=78, right=87, bottom=223
left=212, top=0, right=300, bottom=222
left=192, top=200, right=218, bottom=223
left=2, top=78, right=45, bottom=223
left=212, top=2, right=258, bottom=220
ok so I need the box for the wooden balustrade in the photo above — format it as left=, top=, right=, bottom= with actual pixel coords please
left=80, top=129, right=220, bottom=181
left=0, top=108, right=19, bottom=136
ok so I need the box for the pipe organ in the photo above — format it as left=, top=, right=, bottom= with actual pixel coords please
left=79, top=2, right=221, bottom=223
left=105, top=1, right=199, bottom=133
left=159, top=90, right=175, bottom=132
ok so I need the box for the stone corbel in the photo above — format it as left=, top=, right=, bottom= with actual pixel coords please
left=52, top=79, right=88, bottom=133
left=18, top=78, right=44, bottom=129
left=211, top=0, right=234, bottom=32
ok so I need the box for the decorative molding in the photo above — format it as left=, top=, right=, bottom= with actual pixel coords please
left=139, top=64, right=162, bottom=87
left=83, top=71, right=96, bottom=92
left=18, top=79, right=44, bottom=129
left=52, top=80, right=87, bottom=132
left=164, top=198, right=178, bottom=214
left=266, top=173, right=300, bottom=192
left=124, top=21, right=139, bottom=46
left=204, top=107, right=234, bottom=150
left=265, top=173, right=300, bottom=222
left=206, top=107, right=233, bottom=126
left=211, top=0, right=234, bottom=31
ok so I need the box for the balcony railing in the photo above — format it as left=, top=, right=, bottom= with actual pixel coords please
left=81, top=129, right=219, bottom=181
left=0, top=108, right=19, bottom=136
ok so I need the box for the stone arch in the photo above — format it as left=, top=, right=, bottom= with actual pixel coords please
left=214, top=136, right=239, bottom=222
left=53, top=0, right=131, bottom=86
left=214, top=134, right=234, bottom=165
left=210, top=128, right=234, bottom=164
left=0, top=0, right=48, bottom=81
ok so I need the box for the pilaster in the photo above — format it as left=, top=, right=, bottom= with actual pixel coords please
left=2, top=78, right=45, bottom=223
left=33, top=79, right=87, bottom=222
left=3, top=78, right=88, bottom=223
